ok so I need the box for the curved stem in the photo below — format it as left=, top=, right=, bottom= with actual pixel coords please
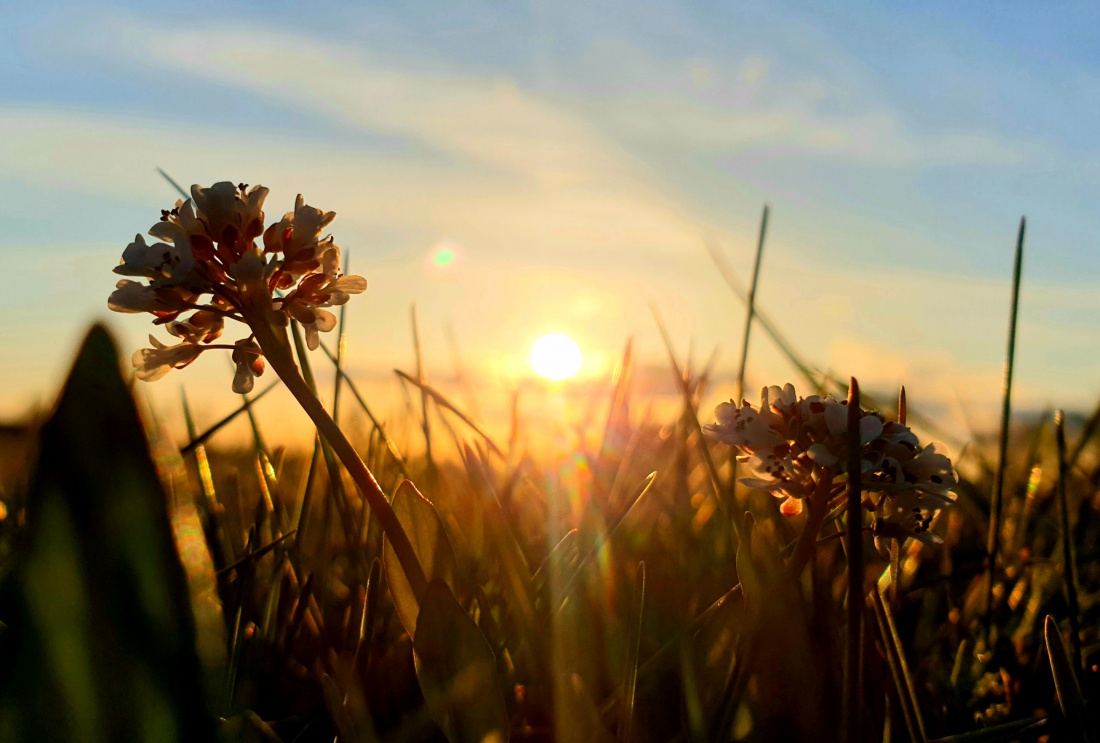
left=252, top=319, right=429, bottom=599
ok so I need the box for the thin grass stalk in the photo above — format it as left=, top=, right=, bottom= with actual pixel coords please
left=617, top=562, right=646, bottom=743
left=1054, top=410, right=1084, bottom=672
left=735, top=204, right=770, bottom=403
left=650, top=304, right=736, bottom=538
left=394, top=369, right=504, bottom=457
left=985, top=216, right=1026, bottom=634
left=156, top=166, right=189, bottom=199
left=318, top=341, right=410, bottom=479
left=410, top=304, right=434, bottom=476
left=871, top=587, right=920, bottom=742
left=181, top=388, right=227, bottom=572
left=181, top=380, right=280, bottom=455
left=553, top=472, right=657, bottom=616
left=705, top=237, right=819, bottom=390
left=444, top=321, right=483, bottom=421
left=844, top=377, right=864, bottom=743
left=878, top=585, right=928, bottom=741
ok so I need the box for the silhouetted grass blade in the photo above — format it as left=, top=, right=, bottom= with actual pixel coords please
left=0, top=324, right=213, bottom=740
left=1044, top=614, right=1093, bottom=742
left=413, top=580, right=510, bottom=743
left=617, top=562, right=645, bottom=743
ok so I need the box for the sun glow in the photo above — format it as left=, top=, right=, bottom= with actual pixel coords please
left=530, top=334, right=583, bottom=381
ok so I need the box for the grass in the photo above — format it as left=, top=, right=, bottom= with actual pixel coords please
left=0, top=209, right=1098, bottom=743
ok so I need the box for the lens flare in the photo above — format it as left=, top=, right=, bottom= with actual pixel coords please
left=531, top=334, right=582, bottom=381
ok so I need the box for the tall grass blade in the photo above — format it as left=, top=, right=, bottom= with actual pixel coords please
left=290, top=320, right=359, bottom=552
left=180, top=380, right=280, bottom=455
left=650, top=304, right=733, bottom=533
left=555, top=472, right=656, bottom=615
left=395, top=369, right=504, bottom=458
left=1044, top=614, right=1093, bottom=742
left=156, top=166, right=189, bottom=199
left=704, top=237, right=819, bottom=391
left=318, top=340, right=410, bottom=479
left=617, top=562, right=646, bottom=743
left=875, top=586, right=927, bottom=741
left=1054, top=411, right=1084, bottom=672
left=735, top=204, right=770, bottom=403
left=182, top=387, right=227, bottom=572
left=985, top=217, right=1025, bottom=633
left=871, top=587, right=920, bottom=742
left=411, top=304, right=435, bottom=475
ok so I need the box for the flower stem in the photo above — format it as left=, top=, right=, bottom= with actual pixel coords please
left=253, top=319, right=429, bottom=599
left=788, top=470, right=833, bottom=576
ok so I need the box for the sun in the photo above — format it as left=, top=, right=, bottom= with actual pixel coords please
left=530, top=334, right=583, bottom=381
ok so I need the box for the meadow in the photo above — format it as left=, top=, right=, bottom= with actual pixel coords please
left=0, top=183, right=1095, bottom=743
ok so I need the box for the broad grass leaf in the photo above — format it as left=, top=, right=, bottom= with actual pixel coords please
left=0, top=324, right=213, bottom=741
left=382, top=479, right=458, bottom=637
left=413, top=580, right=509, bottom=743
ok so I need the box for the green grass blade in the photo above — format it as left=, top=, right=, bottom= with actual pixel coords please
left=180, top=380, right=280, bottom=455
left=318, top=340, right=410, bottom=479
left=985, top=216, right=1025, bottom=633
left=735, top=204, right=769, bottom=403
left=156, top=166, right=190, bottom=199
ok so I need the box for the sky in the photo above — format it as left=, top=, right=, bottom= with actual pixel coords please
left=2, top=0, right=1100, bottom=445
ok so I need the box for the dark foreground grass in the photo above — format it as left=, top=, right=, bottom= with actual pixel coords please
left=0, top=320, right=1097, bottom=743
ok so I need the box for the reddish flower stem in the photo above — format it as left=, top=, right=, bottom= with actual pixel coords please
left=787, top=468, right=834, bottom=577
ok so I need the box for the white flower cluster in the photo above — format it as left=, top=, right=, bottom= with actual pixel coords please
left=109, top=182, right=366, bottom=392
left=704, top=383, right=956, bottom=548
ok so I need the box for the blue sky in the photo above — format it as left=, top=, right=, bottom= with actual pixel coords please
left=2, top=0, right=1099, bottom=439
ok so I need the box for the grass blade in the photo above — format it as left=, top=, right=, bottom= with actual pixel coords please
left=617, top=562, right=646, bottom=743
left=1054, top=411, right=1084, bottom=672
left=180, top=380, right=280, bottom=455
left=875, top=586, right=927, bottom=741
left=410, top=304, right=435, bottom=476
left=871, top=587, right=920, bottom=742
left=318, top=340, right=410, bottom=479
left=1044, top=614, right=1092, bottom=742
left=985, top=216, right=1025, bottom=633
left=650, top=304, right=733, bottom=533
left=156, top=166, right=189, bottom=199
left=395, top=369, right=504, bottom=458
left=735, top=204, right=770, bottom=403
